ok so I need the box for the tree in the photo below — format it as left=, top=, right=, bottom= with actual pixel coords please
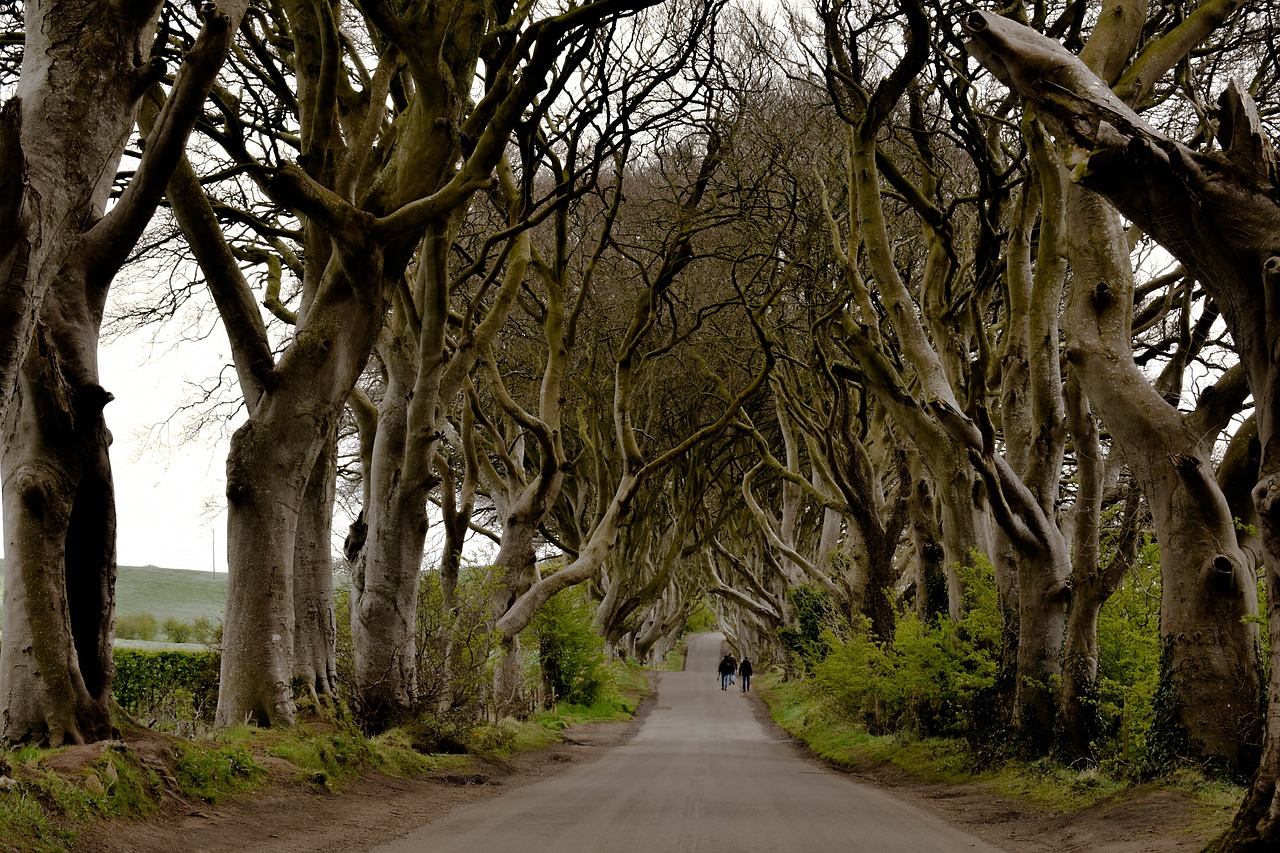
left=0, top=0, right=246, bottom=745
left=164, top=0, right=678, bottom=728
left=334, top=0, right=724, bottom=723
left=963, top=7, right=1280, bottom=839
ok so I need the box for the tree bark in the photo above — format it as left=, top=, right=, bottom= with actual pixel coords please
left=0, top=0, right=244, bottom=743
left=350, top=325, right=426, bottom=726
left=0, top=0, right=167, bottom=421
left=293, top=429, right=338, bottom=702
left=1, top=321, right=115, bottom=745
left=218, top=254, right=384, bottom=727
left=1065, top=184, right=1260, bottom=773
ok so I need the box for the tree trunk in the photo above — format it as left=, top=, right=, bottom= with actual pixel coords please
left=218, top=418, right=307, bottom=728
left=350, top=337, right=429, bottom=727
left=967, top=11, right=1280, bottom=835
left=0, top=0, right=167, bottom=419
left=1056, top=372, right=1129, bottom=764
left=293, top=429, right=338, bottom=702
left=218, top=262, right=382, bottom=727
left=1064, top=186, right=1260, bottom=774
left=1, top=321, right=115, bottom=745
left=0, top=0, right=243, bottom=742
left=489, top=518, right=541, bottom=712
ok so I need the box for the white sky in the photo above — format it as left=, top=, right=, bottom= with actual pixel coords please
left=99, top=327, right=235, bottom=572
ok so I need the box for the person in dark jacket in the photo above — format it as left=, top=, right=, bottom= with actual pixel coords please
left=718, top=654, right=735, bottom=690
left=738, top=657, right=753, bottom=692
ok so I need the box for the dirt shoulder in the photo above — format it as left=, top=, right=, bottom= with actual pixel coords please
left=56, top=677, right=1231, bottom=853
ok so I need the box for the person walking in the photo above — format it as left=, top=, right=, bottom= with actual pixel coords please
left=718, top=654, right=735, bottom=690
left=738, top=656, right=753, bottom=692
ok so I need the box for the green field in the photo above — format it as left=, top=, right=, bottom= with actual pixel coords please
left=0, top=562, right=227, bottom=631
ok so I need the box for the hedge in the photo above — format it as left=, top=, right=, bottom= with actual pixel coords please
left=112, top=648, right=221, bottom=725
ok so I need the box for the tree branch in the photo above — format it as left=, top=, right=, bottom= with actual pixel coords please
left=84, top=0, right=248, bottom=275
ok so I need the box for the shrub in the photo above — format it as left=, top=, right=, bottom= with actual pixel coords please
left=811, top=556, right=1000, bottom=737
left=531, top=585, right=608, bottom=707
left=336, top=564, right=501, bottom=732
left=413, top=568, right=502, bottom=716
left=162, top=618, right=192, bottom=644
left=1095, top=538, right=1162, bottom=772
left=777, top=585, right=845, bottom=672
left=190, top=616, right=221, bottom=647
left=112, top=648, right=221, bottom=732
left=115, top=612, right=158, bottom=641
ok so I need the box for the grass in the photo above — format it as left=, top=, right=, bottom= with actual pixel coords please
left=0, top=667, right=655, bottom=849
left=760, top=672, right=1243, bottom=817
left=0, top=789, right=73, bottom=853
left=0, top=745, right=165, bottom=851
left=172, top=739, right=264, bottom=803
left=113, top=565, right=228, bottom=623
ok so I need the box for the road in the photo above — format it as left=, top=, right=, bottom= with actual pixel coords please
left=370, top=632, right=1007, bottom=852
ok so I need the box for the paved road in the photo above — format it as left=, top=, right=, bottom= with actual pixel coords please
left=370, top=632, right=1006, bottom=852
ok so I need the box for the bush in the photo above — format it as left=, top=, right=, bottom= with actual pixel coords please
left=190, top=616, right=221, bottom=646
left=777, top=585, right=845, bottom=672
left=335, top=564, right=502, bottom=732
left=1095, top=538, right=1162, bottom=772
left=413, top=569, right=501, bottom=715
left=531, top=585, right=608, bottom=707
left=113, top=648, right=221, bottom=732
left=811, top=556, right=1000, bottom=737
left=115, top=612, right=158, bottom=641
left=162, top=618, right=191, bottom=644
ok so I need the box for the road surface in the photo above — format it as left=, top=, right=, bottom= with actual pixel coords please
left=370, top=632, right=1006, bottom=852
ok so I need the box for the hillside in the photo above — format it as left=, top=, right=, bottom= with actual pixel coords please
left=0, top=562, right=227, bottom=630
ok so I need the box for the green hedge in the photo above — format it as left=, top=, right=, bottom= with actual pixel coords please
left=113, top=648, right=221, bottom=726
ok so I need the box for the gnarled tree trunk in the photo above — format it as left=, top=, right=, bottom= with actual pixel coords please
left=1, top=321, right=115, bottom=745
left=293, top=429, right=338, bottom=702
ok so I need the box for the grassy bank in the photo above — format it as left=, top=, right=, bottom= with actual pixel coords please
left=0, top=662, right=650, bottom=852
left=760, top=673, right=1243, bottom=821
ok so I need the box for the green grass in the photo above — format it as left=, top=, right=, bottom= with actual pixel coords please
left=371, top=730, right=472, bottom=777
left=760, top=673, right=1244, bottom=818
left=171, top=740, right=263, bottom=803
left=469, top=717, right=563, bottom=756
left=0, top=789, right=74, bottom=853
left=261, top=730, right=377, bottom=791
left=0, top=657, right=654, bottom=849
left=114, top=565, right=227, bottom=623
left=0, top=746, right=165, bottom=852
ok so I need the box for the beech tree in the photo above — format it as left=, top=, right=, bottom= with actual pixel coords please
left=158, top=0, right=685, bottom=728
left=964, top=2, right=1265, bottom=778
left=490, top=137, right=779, bottom=644
left=962, top=7, right=1280, bottom=841
left=331, top=2, right=724, bottom=723
left=0, top=0, right=246, bottom=745
left=808, top=0, right=1083, bottom=750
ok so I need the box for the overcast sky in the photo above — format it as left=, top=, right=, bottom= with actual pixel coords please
left=100, top=321, right=235, bottom=573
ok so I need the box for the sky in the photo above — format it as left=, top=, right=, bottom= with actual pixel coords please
left=100, top=320, right=236, bottom=573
